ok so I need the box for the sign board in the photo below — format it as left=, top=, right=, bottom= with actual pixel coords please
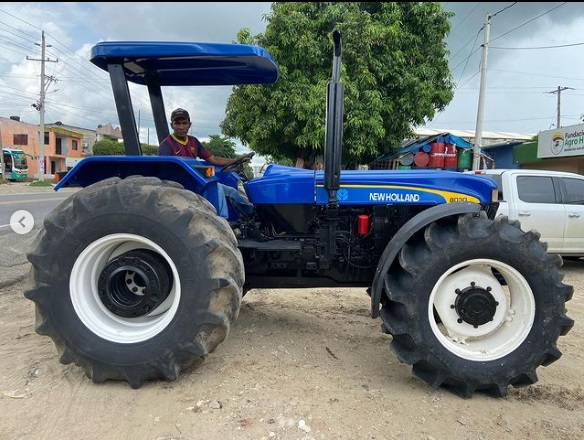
left=538, top=122, right=584, bottom=158
left=66, top=157, right=81, bottom=168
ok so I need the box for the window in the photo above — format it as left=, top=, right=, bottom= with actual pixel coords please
left=44, top=132, right=49, bottom=145
left=563, top=178, right=584, bottom=204
left=72, top=139, right=78, bottom=151
left=481, top=174, right=504, bottom=200
left=517, top=176, right=556, bottom=204
left=13, top=134, right=28, bottom=145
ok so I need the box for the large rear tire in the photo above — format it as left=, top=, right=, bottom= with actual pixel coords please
left=25, top=176, right=244, bottom=388
left=380, top=212, right=574, bottom=397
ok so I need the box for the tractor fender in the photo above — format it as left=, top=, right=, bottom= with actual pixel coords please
left=54, top=155, right=225, bottom=212
left=370, top=202, right=482, bottom=318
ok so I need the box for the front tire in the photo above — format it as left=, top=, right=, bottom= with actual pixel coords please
left=25, top=176, right=244, bottom=388
left=380, top=212, right=574, bottom=397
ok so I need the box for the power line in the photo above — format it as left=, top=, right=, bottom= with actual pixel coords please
left=450, top=3, right=574, bottom=88
left=491, top=3, right=518, bottom=18
left=490, top=2, right=568, bottom=43
left=490, top=41, right=584, bottom=50
left=488, top=68, right=584, bottom=82
left=449, top=2, right=482, bottom=33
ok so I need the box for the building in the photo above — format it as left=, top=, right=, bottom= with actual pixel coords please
left=370, top=130, right=509, bottom=171
left=394, top=126, right=584, bottom=174
left=96, top=123, right=123, bottom=143
left=369, top=127, right=538, bottom=171
left=1, top=116, right=42, bottom=179
left=514, top=122, right=584, bottom=174
left=1, top=116, right=85, bottom=179
left=455, top=123, right=584, bottom=173
left=46, top=121, right=96, bottom=155
left=1, top=114, right=126, bottom=180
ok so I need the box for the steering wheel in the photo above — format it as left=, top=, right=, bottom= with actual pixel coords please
left=220, top=152, right=255, bottom=174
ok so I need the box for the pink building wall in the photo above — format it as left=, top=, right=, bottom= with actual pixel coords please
left=1, top=117, right=83, bottom=179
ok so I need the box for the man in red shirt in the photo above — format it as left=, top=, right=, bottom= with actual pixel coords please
left=159, top=108, right=254, bottom=219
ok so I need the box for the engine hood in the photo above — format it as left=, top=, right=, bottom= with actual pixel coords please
left=244, top=164, right=497, bottom=205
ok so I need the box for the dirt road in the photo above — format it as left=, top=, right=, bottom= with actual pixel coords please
left=0, top=182, right=583, bottom=439
left=0, top=249, right=583, bottom=440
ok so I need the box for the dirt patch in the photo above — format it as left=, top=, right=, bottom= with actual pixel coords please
left=1, top=259, right=583, bottom=440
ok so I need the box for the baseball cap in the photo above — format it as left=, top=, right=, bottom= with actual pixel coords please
left=171, top=108, right=190, bottom=122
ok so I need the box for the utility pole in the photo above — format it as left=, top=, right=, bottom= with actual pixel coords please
left=547, top=86, right=574, bottom=129
left=473, top=13, right=491, bottom=170
left=27, top=31, right=57, bottom=181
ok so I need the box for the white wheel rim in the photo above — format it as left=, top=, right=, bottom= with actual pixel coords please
left=70, top=233, right=181, bottom=344
left=429, top=258, right=535, bottom=361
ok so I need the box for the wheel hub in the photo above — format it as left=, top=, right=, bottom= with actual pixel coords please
left=98, top=249, right=172, bottom=318
left=454, top=282, right=498, bottom=327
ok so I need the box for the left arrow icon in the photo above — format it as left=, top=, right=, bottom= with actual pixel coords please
left=10, top=210, right=34, bottom=234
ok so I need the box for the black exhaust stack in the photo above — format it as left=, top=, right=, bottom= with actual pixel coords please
left=324, top=30, right=343, bottom=203
left=322, top=31, right=344, bottom=261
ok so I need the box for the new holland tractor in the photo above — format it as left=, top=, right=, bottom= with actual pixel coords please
left=25, top=32, right=573, bottom=397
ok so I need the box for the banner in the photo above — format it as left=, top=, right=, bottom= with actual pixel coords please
left=538, top=123, right=584, bottom=158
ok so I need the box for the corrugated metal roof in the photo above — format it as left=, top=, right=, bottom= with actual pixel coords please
left=415, top=128, right=534, bottom=142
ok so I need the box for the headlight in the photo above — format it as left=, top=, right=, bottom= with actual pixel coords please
left=491, top=188, right=498, bottom=203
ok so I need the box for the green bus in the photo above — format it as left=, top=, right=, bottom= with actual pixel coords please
left=2, top=148, right=32, bottom=181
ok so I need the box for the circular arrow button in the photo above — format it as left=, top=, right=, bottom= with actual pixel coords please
left=10, top=210, right=34, bottom=235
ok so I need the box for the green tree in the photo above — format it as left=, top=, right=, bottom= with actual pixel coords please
left=92, top=140, right=158, bottom=156
left=201, top=134, right=254, bottom=178
left=93, top=139, right=125, bottom=155
left=221, top=2, right=454, bottom=168
left=201, top=135, right=238, bottom=158
left=141, top=144, right=159, bottom=155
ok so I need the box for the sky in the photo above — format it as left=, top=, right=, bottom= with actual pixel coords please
left=438, top=2, right=584, bottom=137
left=0, top=2, right=583, bottom=158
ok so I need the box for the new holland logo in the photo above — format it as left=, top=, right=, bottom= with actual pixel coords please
left=337, top=188, right=349, bottom=201
left=369, top=192, right=420, bottom=202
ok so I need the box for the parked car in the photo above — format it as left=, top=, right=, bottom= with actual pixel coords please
left=468, top=168, right=584, bottom=257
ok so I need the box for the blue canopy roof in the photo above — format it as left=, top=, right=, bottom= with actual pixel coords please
left=90, top=41, right=279, bottom=86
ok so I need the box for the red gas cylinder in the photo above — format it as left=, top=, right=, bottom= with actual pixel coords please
left=413, top=151, right=429, bottom=168
left=444, top=144, right=458, bottom=170
left=428, top=142, right=445, bottom=168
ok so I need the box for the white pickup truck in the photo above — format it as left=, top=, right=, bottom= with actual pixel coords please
left=468, top=168, right=584, bottom=257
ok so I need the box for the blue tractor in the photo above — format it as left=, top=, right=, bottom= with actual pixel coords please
left=25, top=32, right=573, bottom=397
